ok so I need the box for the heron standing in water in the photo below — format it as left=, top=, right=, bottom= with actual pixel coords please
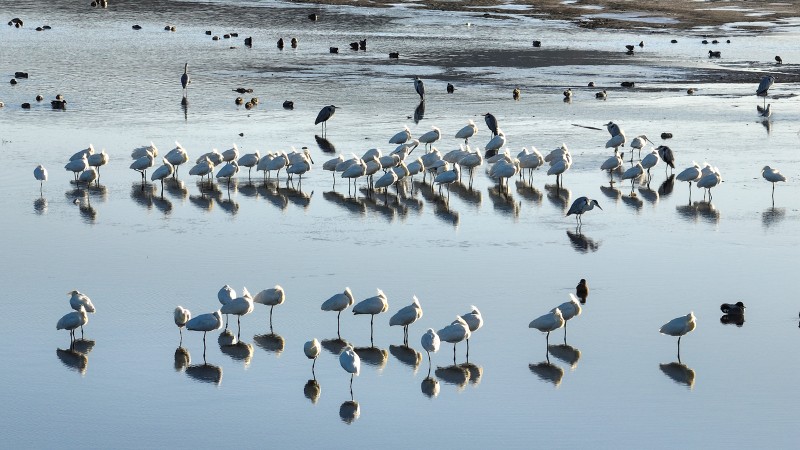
left=413, top=76, right=425, bottom=101
left=181, top=63, right=190, bottom=97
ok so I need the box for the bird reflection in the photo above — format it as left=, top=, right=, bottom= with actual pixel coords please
left=174, top=346, right=191, bottom=372
left=421, top=376, right=440, bottom=398
left=216, top=196, right=239, bottom=215
left=152, top=194, right=173, bottom=215
left=529, top=358, right=564, bottom=387
left=72, top=338, right=95, bottom=355
left=762, top=207, right=785, bottom=228
left=181, top=97, right=188, bottom=121
left=450, top=181, right=482, bottom=206
left=34, top=197, right=47, bottom=214
left=285, top=186, right=313, bottom=209
left=599, top=184, right=621, bottom=204
left=637, top=186, right=658, bottom=205
left=548, top=343, right=581, bottom=370
left=315, top=134, right=336, bottom=153
left=621, top=192, right=643, bottom=212
left=339, top=400, right=360, bottom=424
left=515, top=180, right=543, bottom=205
left=165, top=178, right=188, bottom=200
left=239, top=182, right=259, bottom=199
left=86, top=183, right=108, bottom=202
left=321, top=338, right=350, bottom=356
left=433, top=199, right=459, bottom=227
left=545, top=183, right=571, bottom=212
left=304, top=379, right=321, bottom=404
left=488, top=186, right=520, bottom=217
left=354, top=346, right=388, bottom=371
left=57, top=348, right=88, bottom=375
left=761, top=118, right=772, bottom=134
left=253, top=332, right=285, bottom=355
left=659, top=361, right=695, bottom=388
left=413, top=101, right=425, bottom=124
left=261, top=183, right=290, bottom=211
left=324, top=191, right=366, bottom=216
left=658, top=174, right=675, bottom=198
left=78, top=200, right=97, bottom=223
left=695, top=201, right=720, bottom=223
left=720, top=313, right=745, bottom=327
left=220, top=340, right=253, bottom=367
left=186, top=362, right=223, bottom=385
left=389, top=344, right=421, bottom=373
left=566, top=230, right=600, bottom=253
left=435, top=365, right=470, bottom=390
left=461, top=362, right=483, bottom=386
left=188, top=193, right=214, bottom=212
left=130, top=182, right=157, bottom=210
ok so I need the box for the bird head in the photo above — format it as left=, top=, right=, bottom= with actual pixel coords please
left=67, top=290, right=79, bottom=296
left=592, top=199, right=602, bottom=210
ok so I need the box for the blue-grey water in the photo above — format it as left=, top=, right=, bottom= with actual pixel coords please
left=2, top=0, right=800, bottom=448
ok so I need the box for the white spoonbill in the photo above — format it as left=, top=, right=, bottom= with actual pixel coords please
left=70, top=144, right=94, bottom=161
left=392, top=139, right=419, bottom=160
left=304, top=338, right=321, bottom=376
left=390, top=296, right=423, bottom=343
left=340, top=345, right=361, bottom=398
left=455, top=120, right=478, bottom=144
left=186, top=310, right=224, bottom=350
left=68, top=290, right=95, bottom=334
left=660, top=312, right=696, bottom=358
left=434, top=165, right=459, bottom=199
left=600, top=151, right=623, bottom=174
left=287, top=152, right=313, bottom=183
left=605, top=133, right=626, bottom=153
left=762, top=165, right=786, bottom=201
left=79, top=167, right=98, bottom=187
left=696, top=166, right=721, bottom=200
left=321, top=287, right=355, bottom=337
left=34, top=164, right=48, bottom=194
left=517, top=147, right=544, bottom=179
left=418, top=127, right=441, bottom=149
left=222, top=144, right=239, bottom=163
left=374, top=168, right=399, bottom=193
left=459, top=148, right=484, bottom=184
left=529, top=308, right=564, bottom=345
left=57, top=306, right=88, bottom=342
left=130, top=151, right=155, bottom=182
left=438, top=316, right=471, bottom=365
left=150, top=158, right=175, bottom=193
left=218, top=284, right=236, bottom=328
left=420, top=328, right=440, bottom=370
left=547, top=152, right=572, bottom=187
left=196, top=148, right=223, bottom=166
left=629, top=135, right=651, bottom=159
left=254, top=285, right=285, bottom=330
left=389, top=126, right=411, bottom=144
left=641, top=150, right=660, bottom=179
left=165, top=143, right=189, bottom=177
left=676, top=162, right=702, bottom=198
left=566, top=197, right=602, bottom=225
left=262, top=152, right=289, bottom=179
left=216, top=161, right=239, bottom=185
left=189, top=157, right=215, bottom=183
left=352, top=289, right=389, bottom=341
left=65, top=154, right=88, bottom=182
left=621, top=162, right=644, bottom=191
left=323, top=154, right=345, bottom=184
left=553, top=294, right=582, bottom=341
left=220, top=287, right=254, bottom=337
left=132, top=142, right=158, bottom=159
left=174, top=306, right=191, bottom=339
left=341, top=159, right=367, bottom=191
left=460, top=306, right=483, bottom=360
left=87, top=149, right=109, bottom=177
left=484, top=131, right=506, bottom=157
left=489, top=158, right=519, bottom=188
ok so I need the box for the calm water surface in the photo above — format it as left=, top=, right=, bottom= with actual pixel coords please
left=2, top=1, right=800, bottom=448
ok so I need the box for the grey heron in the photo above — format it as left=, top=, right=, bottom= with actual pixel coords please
left=484, top=112, right=499, bottom=137
left=181, top=63, right=189, bottom=96
left=413, top=76, right=425, bottom=101
left=566, top=196, right=602, bottom=225
left=315, top=105, right=337, bottom=134
left=756, top=75, right=775, bottom=106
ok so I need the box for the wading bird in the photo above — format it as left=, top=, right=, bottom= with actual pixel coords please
left=566, top=197, right=602, bottom=225
left=660, top=312, right=696, bottom=359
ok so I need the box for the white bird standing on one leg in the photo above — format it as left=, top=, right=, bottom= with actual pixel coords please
left=660, top=312, right=696, bottom=360
left=421, top=328, right=440, bottom=373
left=340, top=345, right=361, bottom=400
left=304, top=338, right=321, bottom=378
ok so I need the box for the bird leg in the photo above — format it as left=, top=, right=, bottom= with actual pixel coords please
left=337, top=310, right=342, bottom=338
left=466, top=338, right=470, bottom=363
left=370, top=315, right=375, bottom=347
left=269, top=306, right=274, bottom=332
left=312, top=358, right=317, bottom=379
left=349, top=374, right=354, bottom=401
left=453, top=343, right=457, bottom=365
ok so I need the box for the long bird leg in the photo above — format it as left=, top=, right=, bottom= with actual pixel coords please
left=269, top=306, right=274, bottom=332
left=203, top=331, right=208, bottom=359
left=312, top=358, right=317, bottom=379
left=370, top=315, right=375, bottom=347
left=677, top=336, right=682, bottom=361
left=466, top=338, right=470, bottom=363
left=337, top=310, right=342, bottom=338
left=349, top=373, right=354, bottom=401
left=546, top=331, right=550, bottom=346
left=453, top=343, right=457, bottom=366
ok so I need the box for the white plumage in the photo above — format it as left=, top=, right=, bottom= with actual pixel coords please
left=455, top=120, right=478, bottom=143
left=389, top=126, right=411, bottom=144
left=68, top=290, right=95, bottom=313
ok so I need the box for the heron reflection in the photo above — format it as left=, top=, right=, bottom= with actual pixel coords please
left=566, top=229, right=600, bottom=253
left=659, top=361, right=695, bottom=388
left=413, top=101, right=425, bottom=124
left=658, top=174, right=675, bottom=198
left=315, top=134, right=336, bottom=154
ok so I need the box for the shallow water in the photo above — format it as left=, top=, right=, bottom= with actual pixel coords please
left=2, top=1, right=800, bottom=448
